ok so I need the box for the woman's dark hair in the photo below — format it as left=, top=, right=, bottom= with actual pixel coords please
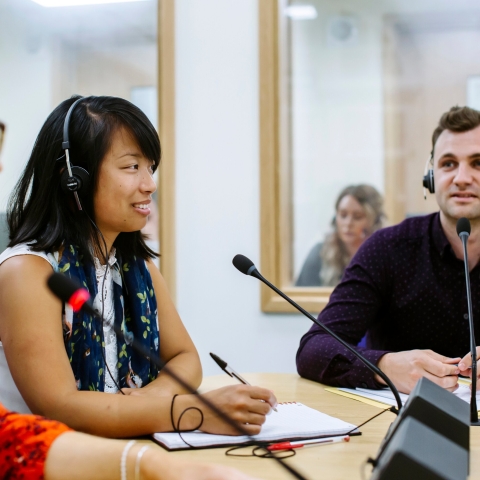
left=7, top=95, right=160, bottom=262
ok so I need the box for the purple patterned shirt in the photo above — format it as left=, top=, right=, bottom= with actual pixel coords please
left=296, top=212, right=477, bottom=389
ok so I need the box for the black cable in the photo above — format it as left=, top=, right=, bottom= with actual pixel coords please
left=83, top=210, right=125, bottom=396
left=108, top=317, right=308, bottom=480
left=346, top=407, right=392, bottom=436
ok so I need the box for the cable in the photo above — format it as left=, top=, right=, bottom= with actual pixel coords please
left=83, top=209, right=125, bottom=395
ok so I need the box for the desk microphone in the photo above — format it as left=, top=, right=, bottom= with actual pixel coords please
left=232, top=254, right=403, bottom=413
left=456, top=217, right=480, bottom=426
left=46, top=272, right=307, bottom=480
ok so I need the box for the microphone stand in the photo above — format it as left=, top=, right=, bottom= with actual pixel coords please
left=459, top=232, right=480, bottom=426
left=72, top=294, right=308, bottom=480
left=241, top=264, right=403, bottom=414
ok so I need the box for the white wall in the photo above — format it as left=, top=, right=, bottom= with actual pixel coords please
left=175, top=0, right=312, bottom=376
left=0, top=7, right=53, bottom=211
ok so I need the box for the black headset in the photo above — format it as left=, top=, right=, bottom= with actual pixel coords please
left=422, top=154, right=435, bottom=198
left=59, top=97, right=91, bottom=211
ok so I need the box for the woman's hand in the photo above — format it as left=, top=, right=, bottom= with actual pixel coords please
left=174, top=385, right=278, bottom=436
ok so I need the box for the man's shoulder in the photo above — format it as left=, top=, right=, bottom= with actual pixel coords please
left=371, top=212, right=437, bottom=245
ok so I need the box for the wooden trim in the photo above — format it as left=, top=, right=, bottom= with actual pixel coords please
left=383, top=18, right=405, bottom=225
left=259, top=0, right=333, bottom=313
left=158, top=0, right=176, bottom=301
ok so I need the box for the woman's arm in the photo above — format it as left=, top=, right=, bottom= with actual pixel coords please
left=0, top=255, right=276, bottom=437
left=128, top=259, right=202, bottom=397
left=46, top=432, right=258, bottom=480
left=0, top=405, right=258, bottom=480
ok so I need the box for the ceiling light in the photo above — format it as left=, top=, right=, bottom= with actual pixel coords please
left=31, top=0, right=150, bottom=7
left=284, top=5, right=318, bottom=20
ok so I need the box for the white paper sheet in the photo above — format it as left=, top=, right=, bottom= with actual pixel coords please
left=153, top=402, right=358, bottom=450
left=338, top=384, right=480, bottom=407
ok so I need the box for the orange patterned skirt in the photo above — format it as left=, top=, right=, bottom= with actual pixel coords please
left=0, top=403, right=72, bottom=480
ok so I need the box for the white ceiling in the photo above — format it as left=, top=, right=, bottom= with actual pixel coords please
left=0, top=0, right=157, bottom=48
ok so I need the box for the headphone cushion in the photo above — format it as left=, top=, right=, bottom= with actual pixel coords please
left=60, top=166, right=90, bottom=195
left=422, top=170, right=435, bottom=194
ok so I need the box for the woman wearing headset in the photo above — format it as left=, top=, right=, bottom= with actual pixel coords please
left=0, top=96, right=276, bottom=440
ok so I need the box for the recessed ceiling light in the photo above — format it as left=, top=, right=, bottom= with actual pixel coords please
left=31, top=0, right=150, bottom=7
left=284, top=5, right=318, bottom=20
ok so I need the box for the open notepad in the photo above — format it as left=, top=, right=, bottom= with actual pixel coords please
left=152, top=402, right=359, bottom=451
left=332, top=383, right=480, bottom=409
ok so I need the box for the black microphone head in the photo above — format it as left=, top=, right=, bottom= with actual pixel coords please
left=232, top=254, right=256, bottom=275
left=47, top=272, right=83, bottom=303
left=456, top=217, right=471, bottom=237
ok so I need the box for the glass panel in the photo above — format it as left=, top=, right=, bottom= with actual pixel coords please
left=0, top=0, right=158, bottom=253
left=287, top=0, right=480, bottom=287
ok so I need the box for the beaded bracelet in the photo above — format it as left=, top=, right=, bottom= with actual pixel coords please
left=121, top=440, right=137, bottom=480
left=135, top=445, right=150, bottom=480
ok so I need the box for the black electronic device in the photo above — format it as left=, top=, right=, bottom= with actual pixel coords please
left=46, top=272, right=307, bottom=480
left=375, top=377, right=469, bottom=458
left=59, top=97, right=91, bottom=211
left=370, top=417, right=468, bottom=480
left=456, top=217, right=480, bottom=425
left=232, top=254, right=471, bottom=477
left=422, top=154, right=435, bottom=198
left=231, top=254, right=403, bottom=413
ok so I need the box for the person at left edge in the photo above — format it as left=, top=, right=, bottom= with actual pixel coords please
left=0, top=96, right=277, bottom=438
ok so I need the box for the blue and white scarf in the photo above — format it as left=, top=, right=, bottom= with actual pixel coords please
left=58, top=244, right=159, bottom=391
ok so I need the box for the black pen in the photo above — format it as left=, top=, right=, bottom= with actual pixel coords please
left=210, top=352, right=277, bottom=412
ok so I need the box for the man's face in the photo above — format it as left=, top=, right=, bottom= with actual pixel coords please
left=434, top=125, right=480, bottom=222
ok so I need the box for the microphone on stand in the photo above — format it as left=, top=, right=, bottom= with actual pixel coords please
left=456, top=217, right=480, bottom=426
left=231, top=254, right=403, bottom=413
left=232, top=254, right=472, bottom=479
left=46, top=272, right=308, bottom=480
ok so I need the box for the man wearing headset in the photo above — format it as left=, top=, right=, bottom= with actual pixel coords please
left=297, top=106, right=480, bottom=394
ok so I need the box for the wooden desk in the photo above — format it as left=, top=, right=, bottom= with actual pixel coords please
left=150, top=373, right=480, bottom=479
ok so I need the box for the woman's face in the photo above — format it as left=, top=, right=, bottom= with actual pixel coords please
left=93, top=127, right=156, bottom=242
left=335, top=195, right=372, bottom=248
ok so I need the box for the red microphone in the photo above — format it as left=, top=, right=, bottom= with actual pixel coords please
left=47, top=273, right=96, bottom=316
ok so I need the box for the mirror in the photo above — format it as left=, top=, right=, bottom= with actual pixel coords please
left=0, top=0, right=177, bottom=296
left=260, top=0, right=480, bottom=312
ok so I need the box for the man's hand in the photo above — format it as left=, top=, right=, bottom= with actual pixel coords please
left=458, top=346, right=480, bottom=390
left=376, top=350, right=460, bottom=394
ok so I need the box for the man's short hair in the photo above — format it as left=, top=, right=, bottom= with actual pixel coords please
left=432, top=106, right=480, bottom=154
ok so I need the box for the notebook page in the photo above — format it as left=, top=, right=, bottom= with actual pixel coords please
left=337, top=384, right=480, bottom=407
left=153, top=402, right=357, bottom=450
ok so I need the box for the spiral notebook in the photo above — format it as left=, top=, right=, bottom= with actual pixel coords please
left=152, top=402, right=359, bottom=451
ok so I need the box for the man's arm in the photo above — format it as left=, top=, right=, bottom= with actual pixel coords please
left=296, top=231, right=461, bottom=393
left=296, top=237, right=391, bottom=389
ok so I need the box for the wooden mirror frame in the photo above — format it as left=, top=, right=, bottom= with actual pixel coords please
left=259, top=0, right=400, bottom=313
left=259, top=0, right=332, bottom=314
left=158, top=0, right=176, bottom=301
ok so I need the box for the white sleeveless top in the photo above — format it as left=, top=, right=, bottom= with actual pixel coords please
left=0, top=243, right=119, bottom=413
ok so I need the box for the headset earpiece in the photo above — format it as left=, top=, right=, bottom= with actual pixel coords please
left=423, top=169, right=435, bottom=194
left=60, top=165, right=90, bottom=195
left=422, top=155, right=435, bottom=199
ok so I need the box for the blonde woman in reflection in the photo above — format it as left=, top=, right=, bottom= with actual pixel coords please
left=296, top=184, right=384, bottom=287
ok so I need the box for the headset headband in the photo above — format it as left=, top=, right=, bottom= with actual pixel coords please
left=63, top=97, right=84, bottom=150
left=60, top=97, right=90, bottom=211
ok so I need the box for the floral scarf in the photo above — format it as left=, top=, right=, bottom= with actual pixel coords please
left=57, top=244, right=159, bottom=391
